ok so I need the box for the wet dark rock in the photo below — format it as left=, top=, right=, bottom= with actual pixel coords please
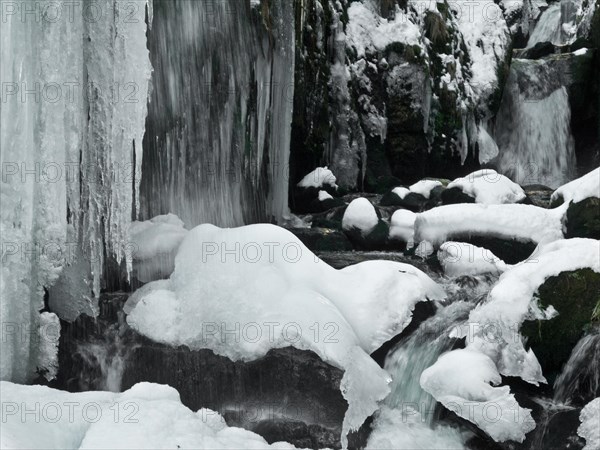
left=565, top=197, right=600, bottom=239
left=523, top=184, right=554, bottom=208
left=292, top=185, right=340, bottom=214
left=519, top=41, right=555, bottom=59
left=289, top=227, right=353, bottom=252
left=450, top=235, right=537, bottom=265
left=441, top=187, right=476, bottom=205
left=380, top=190, right=427, bottom=212
left=343, top=220, right=391, bottom=251
left=522, top=269, right=600, bottom=383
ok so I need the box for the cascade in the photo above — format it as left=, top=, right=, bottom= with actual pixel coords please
left=139, top=0, right=295, bottom=227
left=493, top=59, right=576, bottom=188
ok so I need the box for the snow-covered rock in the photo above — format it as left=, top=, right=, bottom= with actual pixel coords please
left=297, top=167, right=338, bottom=189
left=578, top=397, right=600, bottom=450
left=414, top=203, right=566, bottom=248
left=409, top=180, right=443, bottom=199
left=389, top=209, right=416, bottom=246
left=462, top=238, right=600, bottom=384
left=447, top=170, right=526, bottom=204
left=551, top=167, right=600, bottom=205
left=130, top=214, right=188, bottom=283
left=420, top=349, right=535, bottom=443
left=0, top=381, right=296, bottom=449
left=342, top=198, right=379, bottom=235
left=438, top=242, right=508, bottom=277
left=125, top=223, right=445, bottom=443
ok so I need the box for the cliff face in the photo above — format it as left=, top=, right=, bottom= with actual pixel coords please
left=290, top=0, right=512, bottom=192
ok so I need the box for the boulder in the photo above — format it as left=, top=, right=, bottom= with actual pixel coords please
left=522, top=268, right=600, bottom=383
left=441, top=186, right=476, bottom=205
left=380, top=190, right=427, bottom=212
left=56, top=294, right=351, bottom=449
left=565, top=197, right=600, bottom=239
left=522, top=184, right=554, bottom=208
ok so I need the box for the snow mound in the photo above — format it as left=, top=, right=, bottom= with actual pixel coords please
left=389, top=209, right=416, bottom=245
left=0, top=381, right=296, bottom=449
left=126, top=224, right=445, bottom=440
left=409, top=180, right=443, bottom=199
left=421, top=349, right=535, bottom=443
left=342, top=198, right=379, bottom=235
left=551, top=167, right=600, bottom=204
left=297, top=167, right=338, bottom=189
left=392, top=187, right=410, bottom=199
left=447, top=170, right=526, bottom=204
left=438, top=242, right=508, bottom=277
left=414, top=203, right=566, bottom=248
left=130, top=214, right=188, bottom=283
left=578, top=397, right=600, bottom=450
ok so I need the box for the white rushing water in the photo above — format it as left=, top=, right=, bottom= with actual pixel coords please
left=527, top=0, right=582, bottom=48
left=139, top=0, right=295, bottom=227
left=494, top=58, right=576, bottom=188
left=1, top=0, right=151, bottom=382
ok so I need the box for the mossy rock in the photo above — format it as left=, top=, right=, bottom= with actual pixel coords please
left=522, top=268, right=600, bottom=382
left=344, top=220, right=390, bottom=250
left=565, top=197, right=600, bottom=239
left=441, top=186, right=476, bottom=205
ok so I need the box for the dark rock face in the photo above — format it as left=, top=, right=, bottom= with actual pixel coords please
left=522, top=269, right=600, bottom=382
left=343, top=220, right=391, bottom=250
left=519, top=41, right=555, bottom=59
left=55, top=294, right=351, bottom=449
left=122, top=344, right=347, bottom=449
left=565, top=197, right=600, bottom=239
left=451, top=235, right=537, bottom=265
left=380, top=190, right=427, bottom=212
left=441, top=187, right=476, bottom=205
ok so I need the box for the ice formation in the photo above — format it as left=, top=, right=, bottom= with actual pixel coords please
left=578, top=397, right=600, bottom=450
left=130, top=214, right=188, bottom=283
left=1, top=0, right=151, bottom=382
left=438, top=242, right=508, bottom=277
left=421, top=349, right=535, bottom=442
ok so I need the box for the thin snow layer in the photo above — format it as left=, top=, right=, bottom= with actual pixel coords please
left=409, top=180, right=443, bottom=199
left=578, top=397, right=600, bottom=450
left=551, top=167, right=600, bottom=204
left=389, top=209, right=416, bottom=245
left=367, top=406, right=465, bottom=449
left=342, top=198, right=379, bottom=234
left=414, top=203, right=566, bottom=247
left=451, top=1, right=510, bottom=105
left=297, top=167, right=338, bottom=189
left=346, top=1, right=420, bottom=58
left=438, top=242, right=508, bottom=277
left=318, top=190, right=333, bottom=201
left=464, top=238, right=600, bottom=384
left=420, top=349, right=535, bottom=443
left=448, top=170, right=526, bottom=204
left=130, top=214, right=189, bottom=283
left=126, top=224, right=445, bottom=440
left=392, top=187, right=410, bottom=199
left=0, top=381, right=296, bottom=450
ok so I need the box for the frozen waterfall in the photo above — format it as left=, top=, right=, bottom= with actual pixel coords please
left=1, top=0, right=151, bottom=382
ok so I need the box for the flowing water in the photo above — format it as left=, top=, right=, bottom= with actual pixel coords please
left=494, top=58, right=576, bottom=188
left=139, top=0, right=295, bottom=227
